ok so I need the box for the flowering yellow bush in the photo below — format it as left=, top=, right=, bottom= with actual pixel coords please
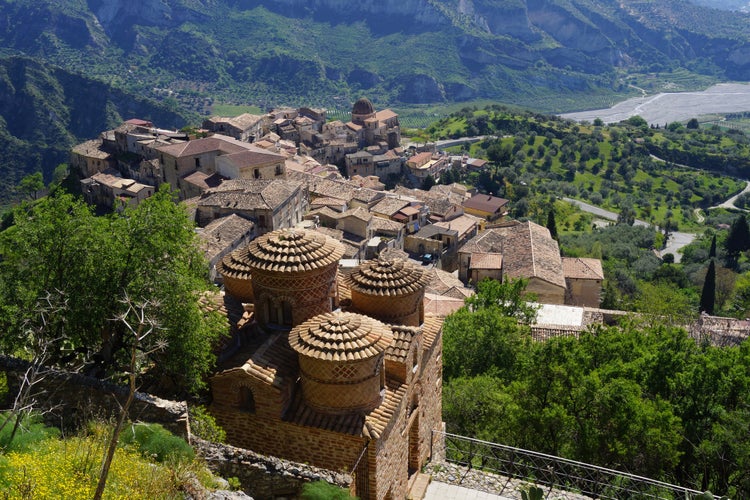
left=0, top=433, right=183, bottom=499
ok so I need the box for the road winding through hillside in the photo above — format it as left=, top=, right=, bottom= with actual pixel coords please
left=563, top=198, right=693, bottom=262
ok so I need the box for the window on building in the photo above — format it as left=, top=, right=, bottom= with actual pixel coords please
left=195, top=157, right=201, bottom=168
left=275, top=164, right=283, bottom=176
left=239, top=386, right=256, bottom=413
left=254, top=168, right=260, bottom=179
left=281, top=300, right=293, bottom=326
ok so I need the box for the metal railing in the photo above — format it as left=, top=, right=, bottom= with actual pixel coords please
left=434, top=430, right=717, bottom=499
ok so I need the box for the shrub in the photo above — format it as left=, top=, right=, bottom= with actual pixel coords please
left=120, top=423, right=194, bottom=463
left=189, top=405, right=226, bottom=443
left=300, top=480, right=356, bottom=500
left=0, top=412, right=59, bottom=452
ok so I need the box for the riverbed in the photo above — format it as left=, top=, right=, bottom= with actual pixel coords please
left=560, top=83, right=750, bottom=125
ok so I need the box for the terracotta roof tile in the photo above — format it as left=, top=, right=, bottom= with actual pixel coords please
left=463, top=193, right=509, bottom=214
left=470, top=252, right=503, bottom=270
left=245, top=228, right=344, bottom=273
left=290, top=312, right=394, bottom=362
left=562, top=257, right=604, bottom=280
left=385, top=325, right=418, bottom=363
left=156, top=134, right=251, bottom=158
left=461, top=221, right=565, bottom=288
left=346, top=257, right=431, bottom=297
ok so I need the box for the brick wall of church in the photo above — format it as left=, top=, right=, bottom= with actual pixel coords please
left=416, top=327, right=444, bottom=467
left=209, top=403, right=365, bottom=473
left=372, top=396, right=410, bottom=500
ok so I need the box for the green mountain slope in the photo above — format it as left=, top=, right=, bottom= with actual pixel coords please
left=1, top=0, right=750, bottom=111
left=0, top=56, right=189, bottom=204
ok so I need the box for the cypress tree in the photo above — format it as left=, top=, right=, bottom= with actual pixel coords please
left=546, top=208, right=558, bottom=241
left=709, top=234, right=717, bottom=259
left=700, top=259, right=716, bottom=315
left=725, top=215, right=750, bottom=268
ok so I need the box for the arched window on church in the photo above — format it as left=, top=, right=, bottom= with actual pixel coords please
left=239, top=386, right=256, bottom=413
left=281, top=300, right=293, bottom=326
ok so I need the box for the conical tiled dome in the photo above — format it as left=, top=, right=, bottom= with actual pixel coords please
left=352, top=97, right=375, bottom=116
left=346, top=257, right=430, bottom=297
left=217, top=247, right=253, bottom=281
left=290, top=312, right=393, bottom=362
left=245, top=228, right=344, bottom=273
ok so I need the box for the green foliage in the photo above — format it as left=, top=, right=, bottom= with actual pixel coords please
left=17, top=172, right=44, bottom=200
left=300, top=480, right=356, bottom=500
left=442, top=308, right=750, bottom=496
left=120, top=423, right=195, bottom=463
left=724, top=215, right=750, bottom=268
left=0, top=419, right=217, bottom=498
left=700, top=260, right=717, bottom=315
left=0, top=412, right=59, bottom=452
left=189, top=405, right=227, bottom=443
left=521, top=485, right=544, bottom=500
left=465, top=278, right=539, bottom=324
left=0, top=186, right=224, bottom=395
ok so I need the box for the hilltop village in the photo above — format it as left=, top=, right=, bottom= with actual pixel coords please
left=67, top=98, right=618, bottom=499
left=72, top=98, right=605, bottom=313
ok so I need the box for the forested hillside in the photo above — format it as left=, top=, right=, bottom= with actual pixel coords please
left=1, top=0, right=750, bottom=112
left=0, top=56, right=190, bottom=205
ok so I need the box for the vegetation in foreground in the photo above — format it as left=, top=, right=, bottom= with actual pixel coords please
left=0, top=415, right=218, bottom=499
left=443, top=279, right=750, bottom=498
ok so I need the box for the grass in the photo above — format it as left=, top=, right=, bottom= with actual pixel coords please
left=210, top=104, right=263, bottom=116
left=0, top=415, right=219, bottom=499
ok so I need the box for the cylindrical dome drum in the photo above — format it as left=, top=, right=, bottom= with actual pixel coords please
left=289, top=312, right=394, bottom=414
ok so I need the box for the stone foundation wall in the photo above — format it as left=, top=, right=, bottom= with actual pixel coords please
left=0, top=355, right=188, bottom=436
left=192, top=437, right=353, bottom=500
left=209, top=402, right=365, bottom=473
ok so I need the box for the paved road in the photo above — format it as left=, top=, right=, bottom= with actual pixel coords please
left=714, top=180, right=750, bottom=210
left=563, top=198, right=693, bottom=262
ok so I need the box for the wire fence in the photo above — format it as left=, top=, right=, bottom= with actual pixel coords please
left=434, top=430, right=719, bottom=500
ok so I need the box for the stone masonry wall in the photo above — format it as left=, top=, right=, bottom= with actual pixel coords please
left=210, top=401, right=366, bottom=474
left=0, top=355, right=188, bottom=436
left=192, top=437, right=353, bottom=500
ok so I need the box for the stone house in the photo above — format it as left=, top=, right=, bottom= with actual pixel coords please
left=211, top=229, right=443, bottom=500
left=462, top=193, right=509, bottom=221
left=157, top=135, right=250, bottom=190
left=466, top=252, right=503, bottom=283
left=433, top=214, right=480, bottom=249
left=561, top=257, right=604, bottom=308
left=70, top=139, right=114, bottom=178
left=215, top=147, right=287, bottom=181
left=458, top=221, right=570, bottom=304
left=197, top=214, right=256, bottom=283
left=405, top=224, right=459, bottom=261
left=287, top=169, right=386, bottom=211
left=80, top=170, right=154, bottom=209
left=405, top=152, right=449, bottom=182
left=203, top=114, right=269, bottom=143
left=195, top=179, right=307, bottom=234
left=345, top=150, right=375, bottom=178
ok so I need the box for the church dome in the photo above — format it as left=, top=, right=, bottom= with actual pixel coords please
left=352, top=97, right=375, bottom=117
left=346, top=257, right=430, bottom=327
left=219, top=228, right=345, bottom=330
left=245, top=228, right=344, bottom=273
left=346, top=257, right=430, bottom=297
left=290, top=312, right=394, bottom=414
left=290, top=312, right=393, bottom=362
left=217, top=247, right=254, bottom=302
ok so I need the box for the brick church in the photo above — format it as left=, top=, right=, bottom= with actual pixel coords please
left=210, top=228, right=444, bottom=500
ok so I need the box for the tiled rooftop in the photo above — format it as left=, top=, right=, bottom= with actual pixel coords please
left=289, top=312, right=394, bottom=362
left=346, top=257, right=431, bottom=297
left=245, top=228, right=344, bottom=273
left=561, top=257, right=605, bottom=280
